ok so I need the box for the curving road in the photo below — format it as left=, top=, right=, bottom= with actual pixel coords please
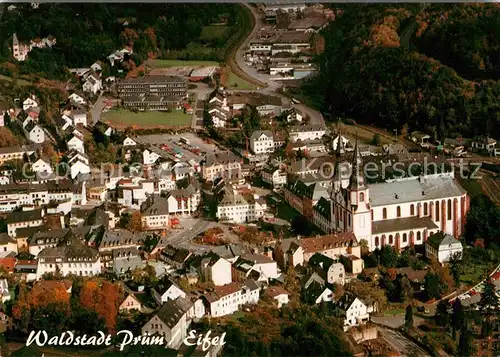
left=234, top=4, right=325, bottom=127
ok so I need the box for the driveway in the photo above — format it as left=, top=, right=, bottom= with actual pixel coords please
left=90, top=92, right=106, bottom=124
left=377, top=327, right=430, bottom=357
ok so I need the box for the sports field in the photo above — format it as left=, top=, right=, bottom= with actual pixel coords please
left=199, top=25, right=230, bottom=41
left=227, top=70, right=257, bottom=90
left=148, top=59, right=219, bottom=68
left=101, top=108, right=192, bottom=129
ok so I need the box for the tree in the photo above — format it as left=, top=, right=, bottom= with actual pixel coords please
left=379, top=245, right=398, bottom=268
left=359, top=239, right=369, bottom=256
left=434, top=300, right=450, bottom=327
left=478, top=277, right=499, bottom=314
left=451, top=298, right=465, bottom=339
left=126, top=211, right=143, bottom=232
left=465, top=195, right=500, bottom=246
left=404, top=304, right=413, bottom=330
left=423, top=272, right=442, bottom=300
left=457, top=325, right=474, bottom=357
left=371, top=133, right=381, bottom=146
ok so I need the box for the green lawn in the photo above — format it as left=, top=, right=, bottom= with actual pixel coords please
left=148, top=59, right=219, bottom=68
left=0, top=74, right=32, bottom=86
left=102, top=108, right=191, bottom=128
left=460, top=261, right=492, bottom=286
left=383, top=308, right=406, bottom=316
left=200, top=25, right=230, bottom=41
left=227, top=70, right=257, bottom=90
left=458, top=177, right=483, bottom=198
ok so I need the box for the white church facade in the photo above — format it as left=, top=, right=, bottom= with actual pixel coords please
left=312, top=136, right=469, bottom=252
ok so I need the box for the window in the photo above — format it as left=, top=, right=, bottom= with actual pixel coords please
left=410, top=204, right=415, bottom=216
left=360, top=192, right=364, bottom=202
left=389, top=235, right=393, bottom=245
left=424, top=203, right=428, bottom=215
left=417, top=231, right=421, bottom=241
left=447, top=199, right=452, bottom=220
left=397, top=206, right=401, bottom=218
left=383, top=208, right=387, bottom=219
left=375, top=236, right=380, bottom=247
left=436, top=201, right=440, bottom=221
left=403, top=233, right=407, bottom=243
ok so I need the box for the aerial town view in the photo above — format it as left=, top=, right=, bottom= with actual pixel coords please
left=0, top=2, right=499, bottom=356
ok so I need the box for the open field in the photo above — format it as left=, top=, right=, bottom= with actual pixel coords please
left=148, top=59, right=219, bottom=68
left=227, top=70, right=258, bottom=90
left=0, top=74, right=32, bottom=86
left=101, top=108, right=191, bottom=129
left=200, top=25, right=230, bottom=41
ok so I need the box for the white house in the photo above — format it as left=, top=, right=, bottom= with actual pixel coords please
left=203, top=281, right=260, bottom=318
left=332, top=134, right=349, bottom=151
left=250, top=130, right=277, bottom=155
left=425, top=232, right=463, bottom=263
left=91, top=62, right=103, bottom=72
left=287, top=109, right=303, bottom=123
left=72, top=110, right=88, bottom=127
left=262, top=166, right=287, bottom=188
left=27, top=123, right=46, bottom=144
left=123, top=137, right=137, bottom=147
left=82, top=74, right=102, bottom=95
left=265, top=286, right=289, bottom=308
left=289, top=124, right=326, bottom=143
left=201, top=256, right=232, bottom=286
left=143, top=149, right=161, bottom=166
left=68, top=93, right=86, bottom=105
left=23, top=96, right=38, bottom=111
left=217, top=193, right=267, bottom=224
left=119, top=293, right=143, bottom=313
left=70, top=159, right=90, bottom=179
left=160, top=280, right=186, bottom=303
left=67, top=135, right=85, bottom=153
left=7, top=208, right=44, bottom=237
left=141, top=297, right=192, bottom=349
left=337, top=294, right=370, bottom=331
left=32, top=158, right=53, bottom=174
left=233, top=254, right=279, bottom=282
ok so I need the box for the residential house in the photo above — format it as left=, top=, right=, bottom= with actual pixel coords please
left=0, top=145, right=39, bottom=165
left=141, top=296, right=193, bottom=349
left=308, top=253, right=345, bottom=285
left=7, top=208, right=44, bottom=237
left=82, top=73, right=102, bottom=95
left=201, top=151, right=242, bottom=182
left=286, top=108, right=303, bottom=123
left=337, top=293, right=370, bottom=331
left=0, top=234, right=18, bottom=255
left=31, top=158, right=53, bottom=174
left=250, top=130, right=282, bottom=155
left=25, top=122, right=46, bottom=144
left=36, top=233, right=101, bottom=279
left=216, top=192, right=267, bottom=223
left=274, top=237, right=304, bottom=268
left=119, top=293, right=143, bottom=313
left=202, top=280, right=259, bottom=318
left=301, top=272, right=334, bottom=304
left=68, top=93, right=86, bottom=105
left=199, top=255, right=232, bottom=286
left=28, top=229, right=70, bottom=256
left=166, top=185, right=201, bottom=216
left=160, top=245, right=192, bottom=269
left=67, top=134, right=85, bottom=154
left=233, top=254, right=279, bottom=282
left=284, top=179, right=329, bottom=219
left=265, top=286, right=289, bottom=308
left=158, top=279, right=187, bottom=303
left=22, top=96, right=38, bottom=111
left=289, top=124, right=326, bottom=143
left=262, top=166, right=287, bottom=188
left=299, top=232, right=361, bottom=263
left=143, top=149, right=161, bottom=166
left=425, top=232, right=463, bottom=263
left=72, top=109, right=88, bottom=127
left=141, top=194, right=170, bottom=230
left=0, top=279, right=11, bottom=303
left=123, top=137, right=137, bottom=147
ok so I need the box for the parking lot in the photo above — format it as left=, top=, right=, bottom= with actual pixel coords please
left=135, top=133, right=222, bottom=161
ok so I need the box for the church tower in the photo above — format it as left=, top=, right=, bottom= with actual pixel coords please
left=349, top=137, right=372, bottom=246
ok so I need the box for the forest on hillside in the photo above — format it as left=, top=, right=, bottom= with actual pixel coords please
left=307, top=4, right=500, bottom=140
left=0, top=3, right=239, bottom=78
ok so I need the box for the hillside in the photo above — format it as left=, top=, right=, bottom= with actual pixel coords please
left=309, top=4, right=500, bottom=140
left=0, top=3, right=239, bottom=79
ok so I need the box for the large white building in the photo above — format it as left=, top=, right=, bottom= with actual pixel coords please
left=250, top=130, right=283, bottom=155
left=289, top=124, right=326, bottom=142
left=36, top=234, right=101, bottom=279
left=312, top=138, right=469, bottom=252
left=202, top=281, right=260, bottom=318
left=337, top=294, right=370, bottom=331
left=216, top=193, right=267, bottom=223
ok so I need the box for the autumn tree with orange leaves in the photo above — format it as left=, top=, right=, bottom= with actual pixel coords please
left=79, top=280, right=123, bottom=333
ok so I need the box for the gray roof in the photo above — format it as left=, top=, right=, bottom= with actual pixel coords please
left=372, top=216, right=438, bottom=235
left=141, top=194, right=169, bottom=216
left=426, top=232, right=462, bottom=250
left=250, top=130, right=273, bottom=141
left=113, top=256, right=145, bottom=275
left=369, top=174, right=466, bottom=207
left=7, top=209, right=43, bottom=224
left=155, top=296, right=193, bottom=328
left=204, top=151, right=240, bottom=166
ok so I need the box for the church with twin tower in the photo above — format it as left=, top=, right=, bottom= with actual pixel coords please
left=313, top=135, right=469, bottom=252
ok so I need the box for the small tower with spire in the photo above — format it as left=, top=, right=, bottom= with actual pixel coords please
left=349, top=135, right=372, bottom=247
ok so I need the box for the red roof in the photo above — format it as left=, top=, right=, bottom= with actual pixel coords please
left=266, top=286, right=289, bottom=298
left=214, top=282, right=241, bottom=298
left=16, top=259, right=37, bottom=266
